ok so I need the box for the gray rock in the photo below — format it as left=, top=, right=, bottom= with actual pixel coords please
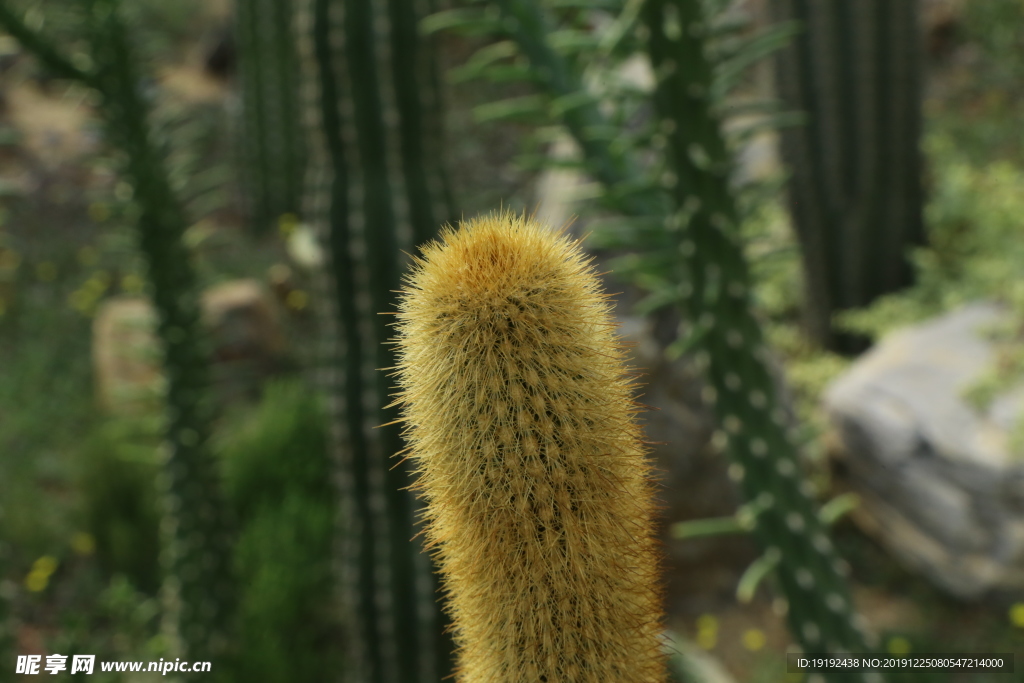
left=93, top=279, right=289, bottom=415
left=826, top=301, right=1024, bottom=600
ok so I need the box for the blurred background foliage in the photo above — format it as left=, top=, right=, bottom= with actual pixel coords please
left=0, top=0, right=1021, bottom=681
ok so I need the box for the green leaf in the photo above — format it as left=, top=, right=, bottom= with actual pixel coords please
left=736, top=548, right=781, bottom=603
left=547, top=28, right=601, bottom=55
left=634, top=287, right=680, bottom=316
left=477, top=63, right=536, bottom=84
left=713, top=20, right=800, bottom=97
left=725, top=110, right=806, bottom=147
left=550, top=90, right=599, bottom=117
left=818, top=492, right=860, bottom=526
left=547, top=0, right=622, bottom=9
left=449, top=40, right=519, bottom=83
left=666, top=318, right=710, bottom=361
left=597, top=0, right=646, bottom=57
left=419, top=8, right=501, bottom=36
left=472, top=95, right=548, bottom=124
left=670, top=516, right=745, bottom=539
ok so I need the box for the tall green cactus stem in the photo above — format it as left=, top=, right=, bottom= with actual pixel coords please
left=235, top=0, right=305, bottom=234
left=0, top=5, right=238, bottom=662
left=641, top=0, right=876, bottom=675
left=0, top=2, right=96, bottom=87
left=0, top=0, right=235, bottom=667
left=296, top=0, right=458, bottom=680
left=389, top=211, right=668, bottom=683
left=485, top=0, right=880, bottom=676
left=770, top=0, right=926, bottom=354
left=81, top=0, right=235, bottom=667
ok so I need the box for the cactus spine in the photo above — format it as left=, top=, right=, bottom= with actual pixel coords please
left=296, top=0, right=457, bottom=680
left=389, top=212, right=668, bottom=683
left=770, top=0, right=927, bottom=354
left=236, top=0, right=306, bottom=234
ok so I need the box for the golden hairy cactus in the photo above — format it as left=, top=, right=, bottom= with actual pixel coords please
left=387, top=211, right=667, bottom=682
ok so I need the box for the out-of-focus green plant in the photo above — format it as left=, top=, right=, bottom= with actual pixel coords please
left=933, top=0, right=1024, bottom=163
left=235, top=0, right=306, bottom=235
left=76, top=417, right=164, bottom=595
left=42, top=573, right=170, bottom=683
left=297, top=0, right=458, bottom=679
left=0, top=521, right=12, bottom=683
left=837, top=134, right=1024, bottom=338
left=218, top=379, right=341, bottom=683
left=0, top=0, right=236, bottom=673
left=770, top=0, right=927, bottom=355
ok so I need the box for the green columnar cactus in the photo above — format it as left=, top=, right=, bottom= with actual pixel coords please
left=770, top=0, right=927, bottom=354
left=481, top=0, right=879, bottom=677
left=389, top=211, right=668, bottom=683
left=81, top=0, right=235, bottom=668
left=296, top=0, right=457, bottom=680
left=0, top=0, right=242, bottom=669
left=640, top=0, right=875, bottom=676
left=235, top=0, right=305, bottom=234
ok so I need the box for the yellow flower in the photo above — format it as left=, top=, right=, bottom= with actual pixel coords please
left=121, top=273, right=145, bottom=294
left=72, top=532, right=96, bottom=556
left=36, top=261, right=57, bottom=282
left=286, top=289, right=308, bottom=311
left=1009, top=603, right=1024, bottom=628
left=25, top=570, right=49, bottom=592
left=77, top=246, right=99, bottom=267
left=32, top=555, right=58, bottom=575
left=887, top=636, right=911, bottom=655
left=278, top=212, right=299, bottom=237
left=25, top=555, right=58, bottom=592
left=68, top=289, right=98, bottom=315
left=697, top=614, right=718, bottom=650
left=742, top=628, right=766, bottom=651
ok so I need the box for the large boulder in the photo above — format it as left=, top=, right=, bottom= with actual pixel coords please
left=93, top=279, right=288, bottom=415
left=825, top=301, right=1024, bottom=600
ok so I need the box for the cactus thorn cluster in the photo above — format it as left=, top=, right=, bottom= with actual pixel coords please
left=388, top=211, right=668, bottom=683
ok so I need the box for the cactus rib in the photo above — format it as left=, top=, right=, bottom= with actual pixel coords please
left=298, top=0, right=458, bottom=679
left=770, top=0, right=926, bottom=353
left=236, top=0, right=306, bottom=233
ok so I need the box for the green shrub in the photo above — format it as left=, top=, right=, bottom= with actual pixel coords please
left=217, top=378, right=341, bottom=683
left=76, top=417, right=163, bottom=595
